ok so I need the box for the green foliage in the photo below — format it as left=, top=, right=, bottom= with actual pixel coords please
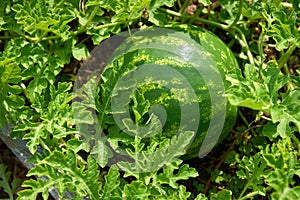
left=0, top=59, right=24, bottom=129
left=18, top=150, right=101, bottom=200
left=117, top=132, right=196, bottom=176
left=210, top=189, right=232, bottom=200
left=233, top=138, right=300, bottom=199
left=0, top=164, right=22, bottom=200
left=1, top=0, right=300, bottom=199
left=13, top=82, right=75, bottom=154
left=226, top=63, right=300, bottom=138
left=98, top=0, right=175, bottom=26
left=12, top=0, right=76, bottom=40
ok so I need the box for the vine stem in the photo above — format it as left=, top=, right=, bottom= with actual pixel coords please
left=177, top=0, right=182, bottom=8
left=228, top=0, right=243, bottom=28
left=227, top=0, right=255, bottom=64
left=277, top=43, right=297, bottom=69
left=179, top=0, right=190, bottom=15
left=24, top=35, right=60, bottom=43
left=75, top=5, right=100, bottom=34
left=258, top=26, right=266, bottom=70
left=239, top=110, right=257, bottom=136
left=158, top=8, right=228, bottom=29
left=231, top=27, right=255, bottom=65
left=188, top=5, right=204, bottom=24
left=0, top=35, right=14, bottom=40
left=54, top=0, right=67, bottom=12
left=239, top=190, right=265, bottom=200
left=93, top=22, right=121, bottom=30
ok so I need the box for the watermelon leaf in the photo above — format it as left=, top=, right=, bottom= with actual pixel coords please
left=0, top=163, right=22, bottom=200
left=100, top=167, right=121, bottom=199
left=18, top=150, right=101, bottom=199
left=13, top=82, right=75, bottom=154
left=0, top=59, right=24, bottom=129
left=210, top=189, right=232, bottom=200
left=12, top=0, right=76, bottom=40
left=156, top=161, right=198, bottom=189
left=226, top=63, right=300, bottom=139
left=116, top=131, right=195, bottom=176
left=270, top=90, right=300, bottom=138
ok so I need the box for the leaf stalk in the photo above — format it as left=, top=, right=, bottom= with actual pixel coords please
left=228, top=0, right=244, bottom=28
left=179, top=0, right=190, bottom=15
left=277, top=43, right=297, bottom=69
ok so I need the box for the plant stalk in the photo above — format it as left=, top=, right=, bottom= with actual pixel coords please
left=54, top=0, right=66, bottom=11
left=93, top=22, right=121, bottom=30
left=239, top=110, right=257, bottom=136
left=231, top=26, right=255, bottom=64
left=239, top=190, right=264, bottom=200
left=179, top=0, right=190, bottom=15
left=177, top=0, right=182, bottom=8
left=78, top=5, right=100, bottom=33
left=0, top=35, right=14, bottom=40
left=228, top=0, right=243, bottom=28
left=277, top=43, right=297, bottom=69
left=159, top=8, right=228, bottom=29
left=188, top=5, right=204, bottom=24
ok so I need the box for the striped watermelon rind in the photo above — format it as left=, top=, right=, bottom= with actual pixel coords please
left=99, top=24, right=240, bottom=159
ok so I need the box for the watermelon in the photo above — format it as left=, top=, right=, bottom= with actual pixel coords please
left=98, top=24, right=241, bottom=159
